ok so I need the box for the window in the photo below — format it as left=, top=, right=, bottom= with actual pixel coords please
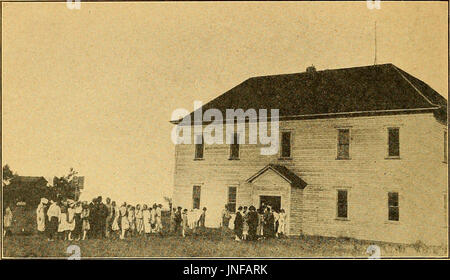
left=230, top=133, right=240, bottom=159
left=388, top=128, right=400, bottom=157
left=337, top=190, right=348, bottom=219
left=194, top=135, right=204, bottom=159
left=227, top=186, right=237, bottom=213
left=281, top=131, right=292, bottom=158
left=337, top=129, right=350, bottom=159
left=388, top=192, right=399, bottom=221
left=444, top=131, right=447, bottom=163
left=192, top=185, right=201, bottom=209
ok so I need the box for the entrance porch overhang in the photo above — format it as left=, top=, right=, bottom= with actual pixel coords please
left=246, top=164, right=308, bottom=189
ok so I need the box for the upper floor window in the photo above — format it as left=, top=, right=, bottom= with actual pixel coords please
left=192, top=185, right=201, bottom=209
left=336, top=189, right=348, bottom=219
left=388, top=128, right=400, bottom=158
left=444, top=131, right=447, bottom=163
left=337, top=129, right=350, bottom=159
left=227, top=186, right=237, bottom=213
left=388, top=192, right=399, bottom=221
left=280, top=131, right=292, bottom=159
left=229, top=133, right=240, bottom=160
left=194, top=135, right=204, bottom=159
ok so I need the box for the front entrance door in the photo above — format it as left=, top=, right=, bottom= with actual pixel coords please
left=259, top=195, right=281, bottom=212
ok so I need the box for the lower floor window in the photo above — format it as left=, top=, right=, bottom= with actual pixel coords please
left=388, top=192, right=399, bottom=221
left=337, top=190, right=348, bottom=218
left=227, top=186, right=237, bottom=213
left=192, top=185, right=201, bottom=209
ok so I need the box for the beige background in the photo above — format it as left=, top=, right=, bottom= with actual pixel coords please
left=2, top=2, right=448, bottom=205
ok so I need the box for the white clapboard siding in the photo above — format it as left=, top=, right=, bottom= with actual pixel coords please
left=173, top=112, right=447, bottom=245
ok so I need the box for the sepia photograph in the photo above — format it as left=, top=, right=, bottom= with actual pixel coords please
left=1, top=1, right=448, bottom=260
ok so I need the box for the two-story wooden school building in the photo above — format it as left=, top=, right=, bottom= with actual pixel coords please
left=171, top=63, right=448, bottom=245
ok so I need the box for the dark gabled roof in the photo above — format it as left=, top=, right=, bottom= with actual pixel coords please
left=12, top=176, right=48, bottom=184
left=247, top=164, right=307, bottom=189
left=172, top=63, right=447, bottom=124
left=394, top=67, right=448, bottom=107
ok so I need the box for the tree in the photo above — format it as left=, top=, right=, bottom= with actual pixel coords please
left=53, top=168, right=79, bottom=200
left=3, top=164, right=17, bottom=186
left=3, top=164, right=18, bottom=207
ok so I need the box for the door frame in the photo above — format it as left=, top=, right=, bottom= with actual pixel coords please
left=258, top=195, right=282, bottom=211
left=252, top=188, right=291, bottom=235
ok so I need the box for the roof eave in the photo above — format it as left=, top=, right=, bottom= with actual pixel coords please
left=170, top=107, right=439, bottom=125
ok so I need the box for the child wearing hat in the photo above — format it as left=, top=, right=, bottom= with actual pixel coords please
left=198, top=207, right=207, bottom=229
left=174, top=207, right=182, bottom=234
left=234, top=206, right=243, bottom=241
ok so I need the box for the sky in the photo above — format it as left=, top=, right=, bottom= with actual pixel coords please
left=2, top=2, right=448, bottom=205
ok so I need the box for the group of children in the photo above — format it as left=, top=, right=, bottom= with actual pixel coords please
left=31, top=196, right=211, bottom=241
left=33, top=196, right=170, bottom=241
left=4, top=198, right=287, bottom=243
left=223, top=204, right=287, bottom=241
left=170, top=207, right=207, bottom=237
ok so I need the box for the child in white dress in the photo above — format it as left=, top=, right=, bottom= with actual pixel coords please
left=67, top=203, right=76, bottom=240
left=182, top=209, right=188, bottom=237
left=155, top=204, right=162, bottom=234
left=3, top=206, right=13, bottom=238
left=111, top=201, right=120, bottom=238
left=142, top=204, right=151, bottom=238
left=277, top=209, right=286, bottom=237
left=135, top=204, right=143, bottom=235
left=58, top=205, right=69, bottom=240
left=188, top=209, right=196, bottom=231
left=273, top=210, right=280, bottom=237
left=119, top=203, right=129, bottom=240
left=36, top=198, right=47, bottom=235
left=128, top=206, right=136, bottom=237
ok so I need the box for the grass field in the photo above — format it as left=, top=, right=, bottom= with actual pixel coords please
left=2, top=228, right=447, bottom=258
